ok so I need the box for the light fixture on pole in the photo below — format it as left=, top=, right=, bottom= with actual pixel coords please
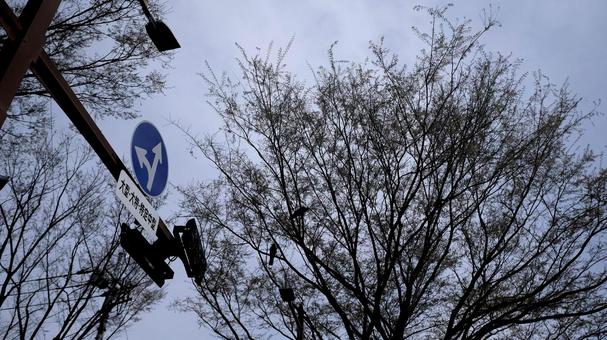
left=0, top=175, right=8, bottom=191
left=138, top=0, right=180, bottom=52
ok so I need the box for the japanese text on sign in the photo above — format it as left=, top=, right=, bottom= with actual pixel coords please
left=115, top=170, right=159, bottom=243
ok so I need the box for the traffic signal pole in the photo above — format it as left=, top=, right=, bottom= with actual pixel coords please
left=0, top=0, right=174, bottom=247
left=0, top=0, right=205, bottom=288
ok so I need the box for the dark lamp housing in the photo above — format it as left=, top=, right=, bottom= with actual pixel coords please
left=90, top=270, right=110, bottom=289
left=279, top=287, right=295, bottom=303
left=290, top=206, right=309, bottom=220
left=0, top=175, right=8, bottom=191
left=145, top=20, right=180, bottom=52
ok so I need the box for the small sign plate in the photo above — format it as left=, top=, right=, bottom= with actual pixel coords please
left=115, top=170, right=159, bottom=243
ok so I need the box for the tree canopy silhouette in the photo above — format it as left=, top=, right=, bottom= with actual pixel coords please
left=0, top=127, right=164, bottom=339
left=178, top=7, right=607, bottom=339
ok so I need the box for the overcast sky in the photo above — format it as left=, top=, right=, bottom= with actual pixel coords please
left=96, top=1, right=607, bottom=339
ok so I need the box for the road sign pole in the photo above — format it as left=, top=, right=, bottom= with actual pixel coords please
left=0, top=0, right=174, bottom=242
left=0, top=0, right=196, bottom=287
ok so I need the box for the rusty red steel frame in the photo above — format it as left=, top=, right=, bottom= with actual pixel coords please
left=0, top=0, right=60, bottom=124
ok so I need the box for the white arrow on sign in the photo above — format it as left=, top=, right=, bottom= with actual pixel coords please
left=134, top=142, right=163, bottom=191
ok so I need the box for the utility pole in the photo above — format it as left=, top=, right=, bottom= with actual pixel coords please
left=75, top=272, right=127, bottom=340
left=95, top=289, right=115, bottom=340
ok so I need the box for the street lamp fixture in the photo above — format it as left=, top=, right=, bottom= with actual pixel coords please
left=0, top=175, right=8, bottom=191
left=89, top=270, right=110, bottom=289
left=279, top=287, right=295, bottom=303
left=138, top=0, right=180, bottom=52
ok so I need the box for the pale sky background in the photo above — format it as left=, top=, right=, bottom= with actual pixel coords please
left=90, top=1, right=607, bottom=339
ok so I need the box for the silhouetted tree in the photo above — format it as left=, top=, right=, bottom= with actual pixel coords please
left=177, top=6, right=607, bottom=339
left=0, top=126, right=164, bottom=340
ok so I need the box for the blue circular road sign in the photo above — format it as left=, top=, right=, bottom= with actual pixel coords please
left=131, top=121, right=168, bottom=197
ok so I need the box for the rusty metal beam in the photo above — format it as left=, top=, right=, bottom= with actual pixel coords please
left=0, top=0, right=61, bottom=125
